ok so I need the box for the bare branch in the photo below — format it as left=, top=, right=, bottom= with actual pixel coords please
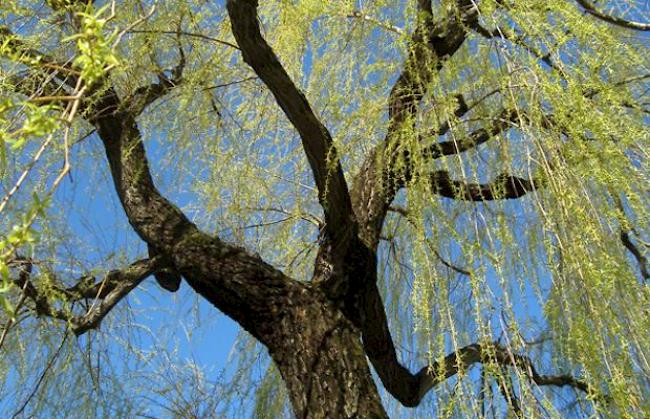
left=423, top=108, right=517, bottom=159
left=429, top=170, right=540, bottom=201
left=11, top=332, right=69, bottom=418
left=127, top=29, right=240, bottom=50
left=359, top=285, right=596, bottom=407
left=70, top=256, right=166, bottom=335
left=10, top=256, right=166, bottom=335
left=575, top=0, right=650, bottom=31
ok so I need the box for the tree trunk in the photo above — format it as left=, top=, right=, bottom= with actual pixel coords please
left=265, top=290, right=388, bottom=419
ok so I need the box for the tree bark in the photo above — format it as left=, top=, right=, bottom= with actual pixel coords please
left=265, top=288, right=388, bottom=419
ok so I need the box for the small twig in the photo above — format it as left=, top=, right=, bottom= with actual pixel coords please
left=28, top=95, right=82, bottom=103
left=11, top=332, right=69, bottom=419
left=201, top=76, right=258, bottom=91
left=574, top=0, right=650, bottom=31
left=0, top=263, right=31, bottom=351
left=431, top=247, right=472, bottom=276
left=127, top=29, right=240, bottom=50
left=112, top=5, right=156, bottom=48
left=348, top=11, right=404, bottom=35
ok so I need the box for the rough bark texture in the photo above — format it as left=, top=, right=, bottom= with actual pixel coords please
left=267, top=289, right=388, bottom=419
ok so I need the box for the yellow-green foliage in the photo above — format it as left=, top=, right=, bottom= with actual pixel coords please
left=0, top=0, right=648, bottom=417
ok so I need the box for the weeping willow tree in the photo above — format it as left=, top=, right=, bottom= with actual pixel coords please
left=1, top=0, right=648, bottom=417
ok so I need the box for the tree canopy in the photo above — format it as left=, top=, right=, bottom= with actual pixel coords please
left=1, top=0, right=648, bottom=417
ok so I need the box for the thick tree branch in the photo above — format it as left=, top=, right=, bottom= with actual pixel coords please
left=422, top=108, right=517, bottom=159
left=11, top=256, right=166, bottom=335
left=226, top=0, right=354, bottom=249
left=91, top=88, right=303, bottom=334
left=575, top=0, right=650, bottom=31
left=70, top=256, right=166, bottom=335
left=429, top=170, right=540, bottom=201
left=90, top=88, right=197, bottom=251
left=359, top=285, right=594, bottom=407
left=387, top=1, right=478, bottom=126
left=0, top=12, right=306, bottom=342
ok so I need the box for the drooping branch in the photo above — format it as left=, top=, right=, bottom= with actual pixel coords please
left=226, top=0, right=354, bottom=247
left=575, top=0, right=650, bottom=31
left=476, top=22, right=649, bottom=114
left=359, top=285, right=595, bottom=407
left=429, top=170, right=540, bottom=201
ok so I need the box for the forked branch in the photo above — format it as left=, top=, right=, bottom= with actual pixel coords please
left=351, top=0, right=480, bottom=246
left=10, top=256, right=166, bottom=336
left=124, top=24, right=187, bottom=116
left=422, top=108, right=517, bottom=159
